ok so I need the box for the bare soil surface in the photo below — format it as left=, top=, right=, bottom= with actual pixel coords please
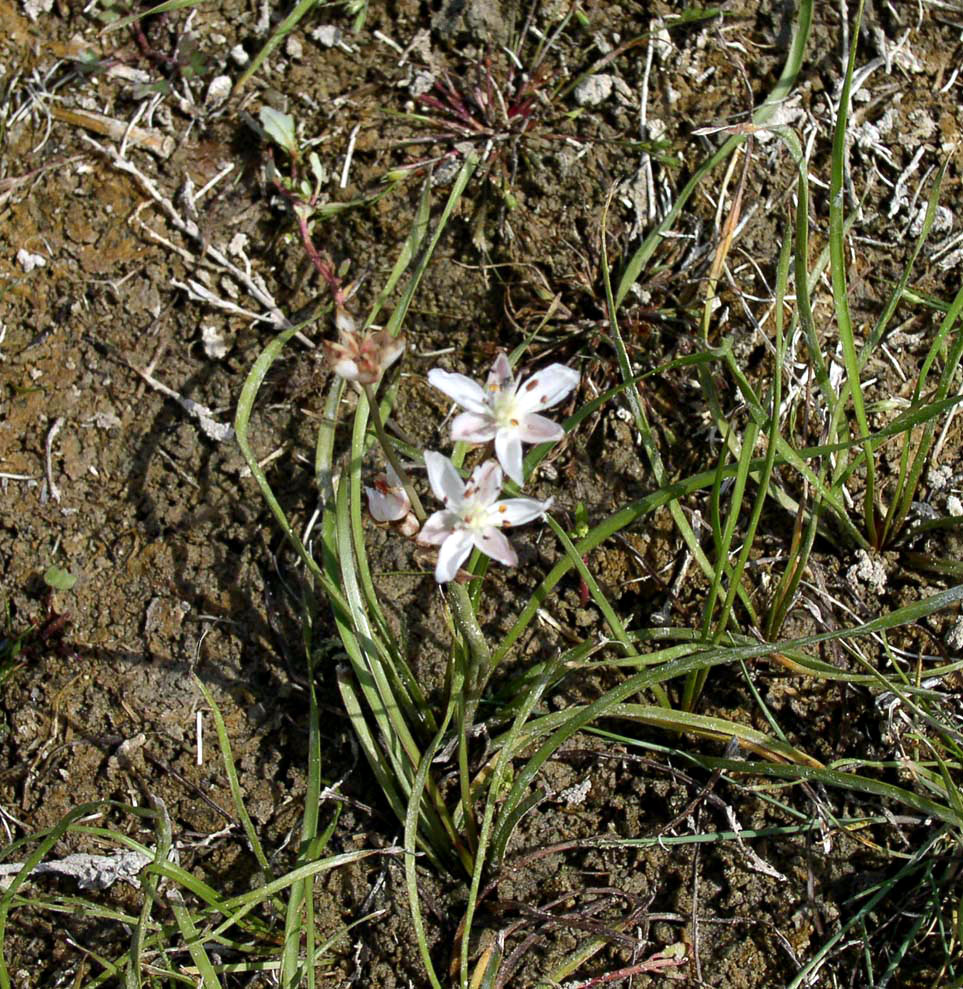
left=2, top=0, right=963, bottom=985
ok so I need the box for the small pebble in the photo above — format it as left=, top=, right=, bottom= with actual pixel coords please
left=574, top=73, right=614, bottom=107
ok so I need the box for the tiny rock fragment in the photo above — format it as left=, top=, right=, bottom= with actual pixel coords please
left=229, top=44, right=249, bottom=66
left=559, top=778, right=592, bottom=807
left=90, top=409, right=122, bottom=430
left=227, top=232, right=250, bottom=257
left=205, top=75, right=232, bottom=107
left=753, top=98, right=806, bottom=142
left=311, top=25, right=342, bottom=47
left=22, top=0, right=53, bottom=21
left=285, top=35, right=303, bottom=60
left=108, top=733, right=147, bottom=775
left=0, top=850, right=154, bottom=892
left=847, top=549, right=888, bottom=595
left=651, top=20, right=673, bottom=61
left=928, top=464, right=952, bottom=491
left=948, top=494, right=963, bottom=517
left=409, top=70, right=435, bottom=98
left=201, top=324, right=229, bottom=359
left=16, top=248, right=47, bottom=272
left=910, top=203, right=953, bottom=238
left=574, top=73, right=614, bottom=107
left=946, top=617, right=963, bottom=651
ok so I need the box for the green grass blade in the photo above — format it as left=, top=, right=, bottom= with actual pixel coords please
left=167, top=890, right=222, bottom=989
left=193, top=677, right=278, bottom=889
left=829, top=0, right=876, bottom=543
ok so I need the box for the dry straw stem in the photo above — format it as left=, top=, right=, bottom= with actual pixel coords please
left=48, top=104, right=174, bottom=158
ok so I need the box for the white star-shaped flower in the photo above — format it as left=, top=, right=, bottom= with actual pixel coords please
left=417, top=451, right=551, bottom=583
left=428, top=352, right=579, bottom=486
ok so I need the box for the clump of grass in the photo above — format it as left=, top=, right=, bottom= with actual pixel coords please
left=231, top=1, right=963, bottom=985
left=0, top=661, right=390, bottom=986
left=25, top=0, right=955, bottom=984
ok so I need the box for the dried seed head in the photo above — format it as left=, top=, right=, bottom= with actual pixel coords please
left=323, top=325, right=406, bottom=385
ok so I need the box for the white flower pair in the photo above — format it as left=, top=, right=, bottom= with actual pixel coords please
left=363, top=349, right=579, bottom=583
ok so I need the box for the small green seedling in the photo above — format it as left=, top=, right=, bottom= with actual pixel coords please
left=43, top=565, right=77, bottom=592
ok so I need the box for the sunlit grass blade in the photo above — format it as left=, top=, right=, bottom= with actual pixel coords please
left=829, top=0, right=878, bottom=544
left=101, top=0, right=206, bottom=31
left=194, top=677, right=279, bottom=893
left=459, top=662, right=559, bottom=989
left=234, top=318, right=352, bottom=620
left=543, top=513, right=670, bottom=709
left=168, top=890, right=221, bottom=989
left=882, top=280, right=963, bottom=543
left=125, top=795, right=175, bottom=989
left=785, top=834, right=946, bottom=989
left=280, top=648, right=330, bottom=989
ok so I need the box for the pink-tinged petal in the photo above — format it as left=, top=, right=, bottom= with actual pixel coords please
left=417, top=509, right=460, bottom=545
left=486, top=352, right=514, bottom=392
left=424, top=451, right=465, bottom=507
left=335, top=307, right=357, bottom=334
left=495, top=429, right=525, bottom=486
left=365, top=485, right=409, bottom=522
left=427, top=369, right=489, bottom=414
left=515, top=364, right=580, bottom=413
left=490, top=496, right=552, bottom=527
left=451, top=411, right=497, bottom=443
left=435, top=530, right=473, bottom=582
left=473, top=526, right=518, bottom=567
left=333, top=357, right=361, bottom=381
left=470, top=459, right=503, bottom=507
left=516, top=412, right=565, bottom=444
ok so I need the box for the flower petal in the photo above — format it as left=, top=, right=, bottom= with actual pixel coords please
left=435, top=529, right=473, bottom=582
left=428, top=369, right=490, bottom=414
left=473, top=526, right=517, bottom=567
left=515, top=363, right=580, bottom=413
left=333, top=357, right=361, bottom=381
left=469, top=459, right=503, bottom=507
left=494, top=429, right=525, bottom=486
left=451, top=411, right=497, bottom=443
left=424, top=450, right=465, bottom=507
left=490, top=496, right=552, bottom=527
left=486, top=352, right=514, bottom=392
left=335, top=307, right=357, bottom=334
left=417, top=509, right=460, bottom=545
left=374, top=330, right=405, bottom=372
left=516, top=412, right=565, bottom=444
left=366, top=485, right=409, bottom=522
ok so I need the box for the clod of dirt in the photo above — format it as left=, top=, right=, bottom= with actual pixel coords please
left=432, top=0, right=508, bottom=45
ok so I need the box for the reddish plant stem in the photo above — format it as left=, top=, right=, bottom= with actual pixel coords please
left=294, top=209, right=345, bottom=307
left=273, top=176, right=345, bottom=308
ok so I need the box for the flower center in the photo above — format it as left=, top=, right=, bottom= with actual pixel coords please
left=459, top=496, right=494, bottom=532
left=491, top=388, right=521, bottom=429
